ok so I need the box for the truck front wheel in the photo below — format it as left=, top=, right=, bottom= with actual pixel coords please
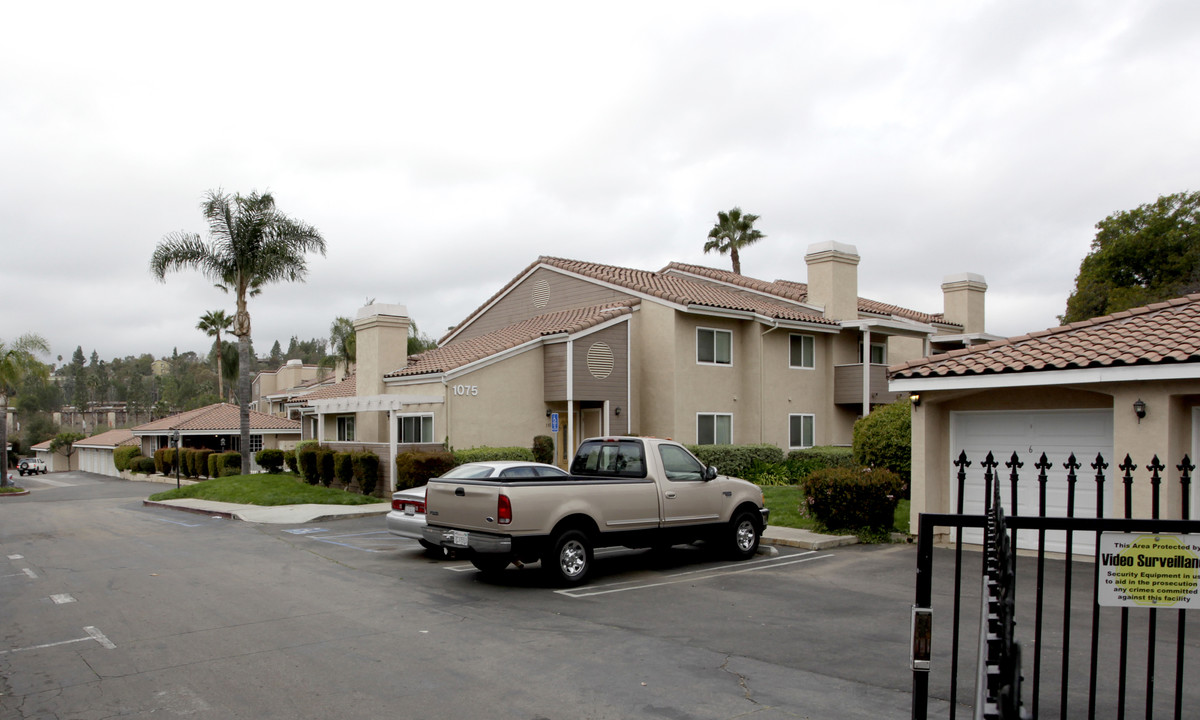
left=727, top=510, right=761, bottom=560
left=544, top=529, right=593, bottom=586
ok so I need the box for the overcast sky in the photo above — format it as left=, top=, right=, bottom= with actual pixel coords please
left=3, top=1, right=1197, bottom=366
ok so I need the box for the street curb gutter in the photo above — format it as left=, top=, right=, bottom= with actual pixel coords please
left=143, top=500, right=235, bottom=519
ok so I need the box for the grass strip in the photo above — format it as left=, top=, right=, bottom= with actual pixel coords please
left=148, top=473, right=382, bottom=506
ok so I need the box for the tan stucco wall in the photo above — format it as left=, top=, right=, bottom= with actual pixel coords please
left=444, top=349, right=548, bottom=449
left=910, top=380, right=1200, bottom=528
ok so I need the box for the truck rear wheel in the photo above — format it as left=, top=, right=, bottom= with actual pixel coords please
left=544, top=529, right=592, bottom=586
left=727, top=510, right=761, bottom=560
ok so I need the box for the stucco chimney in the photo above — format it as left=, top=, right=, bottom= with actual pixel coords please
left=353, top=304, right=410, bottom=397
left=805, top=241, right=860, bottom=321
left=941, top=273, right=987, bottom=334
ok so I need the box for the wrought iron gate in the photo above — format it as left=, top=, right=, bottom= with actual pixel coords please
left=912, top=451, right=1200, bottom=719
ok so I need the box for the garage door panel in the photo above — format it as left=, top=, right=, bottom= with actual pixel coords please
left=951, top=409, right=1113, bottom=555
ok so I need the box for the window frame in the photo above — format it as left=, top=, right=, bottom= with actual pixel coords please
left=696, top=327, right=733, bottom=366
left=249, top=434, right=263, bottom=453
left=788, top=413, right=815, bottom=450
left=789, top=333, right=815, bottom=369
left=696, top=412, right=733, bottom=445
left=398, top=413, right=435, bottom=444
left=859, top=340, right=887, bottom=365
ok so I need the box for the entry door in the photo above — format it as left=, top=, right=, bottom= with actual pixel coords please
left=580, top=408, right=603, bottom=441
left=950, top=409, right=1113, bottom=554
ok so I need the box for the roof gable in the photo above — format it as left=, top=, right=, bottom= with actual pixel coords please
left=132, top=403, right=300, bottom=433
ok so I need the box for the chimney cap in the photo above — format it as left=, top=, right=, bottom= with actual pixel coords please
left=805, top=241, right=859, bottom=261
left=355, top=303, right=408, bottom=320
left=941, top=273, right=987, bottom=290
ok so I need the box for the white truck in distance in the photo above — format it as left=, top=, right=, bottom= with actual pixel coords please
left=421, top=436, right=769, bottom=585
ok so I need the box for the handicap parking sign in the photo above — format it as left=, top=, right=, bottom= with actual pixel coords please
left=550, top=412, right=559, bottom=432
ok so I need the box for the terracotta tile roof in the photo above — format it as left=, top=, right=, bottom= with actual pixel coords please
left=32, top=440, right=51, bottom=451
left=132, top=403, right=300, bottom=433
left=891, top=293, right=1200, bottom=380
left=662, top=262, right=810, bottom=303
left=75, top=428, right=138, bottom=448
left=391, top=302, right=637, bottom=378
left=298, top=375, right=357, bottom=401
left=770, top=279, right=947, bottom=325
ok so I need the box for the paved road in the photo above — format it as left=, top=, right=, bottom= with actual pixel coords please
left=1, top=471, right=942, bottom=719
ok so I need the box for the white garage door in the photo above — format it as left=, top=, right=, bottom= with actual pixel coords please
left=950, top=409, right=1113, bottom=555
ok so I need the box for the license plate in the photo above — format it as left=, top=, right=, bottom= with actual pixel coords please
left=451, top=530, right=469, bottom=547
left=404, top=506, right=416, bottom=516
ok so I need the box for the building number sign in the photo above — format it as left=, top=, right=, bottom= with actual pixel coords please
left=452, top=384, right=479, bottom=396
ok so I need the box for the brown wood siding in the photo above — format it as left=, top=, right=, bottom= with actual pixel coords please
left=454, top=267, right=634, bottom=341
left=572, top=322, right=630, bottom=434
left=833, top=363, right=904, bottom=406
left=543, top=343, right=568, bottom=400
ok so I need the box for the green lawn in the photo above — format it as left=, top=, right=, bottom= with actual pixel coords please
left=148, top=474, right=383, bottom=506
left=760, top=484, right=911, bottom=538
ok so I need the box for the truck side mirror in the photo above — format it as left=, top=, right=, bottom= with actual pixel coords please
left=704, top=465, right=718, bottom=481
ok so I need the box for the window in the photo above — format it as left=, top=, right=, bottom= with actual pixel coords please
left=309, top=418, right=318, bottom=440
left=789, top=334, right=815, bottom=369
left=697, top=413, right=732, bottom=445
left=250, top=434, right=263, bottom=453
left=697, top=328, right=732, bottom=365
left=337, top=416, right=355, bottom=442
left=659, top=443, right=706, bottom=481
left=789, top=414, right=815, bottom=449
left=399, top=414, right=434, bottom=444
left=859, top=341, right=887, bottom=364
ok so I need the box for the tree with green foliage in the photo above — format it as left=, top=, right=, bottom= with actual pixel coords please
left=1062, top=191, right=1200, bottom=324
left=151, top=189, right=327, bottom=474
left=704, top=207, right=765, bottom=276
left=852, top=398, right=912, bottom=483
left=1, top=334, right=50, bottom=485
left=321, top=316, right=356, bottom=378
left=197, top=309, right=233, bottom=401
left=48, top=432, right=87, bottom=469
left=408, top=318, right=437, bottom=356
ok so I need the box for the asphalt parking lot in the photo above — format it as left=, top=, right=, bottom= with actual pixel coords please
left=1, top=471, right=943, bottom=719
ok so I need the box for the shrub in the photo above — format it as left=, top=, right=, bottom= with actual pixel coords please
left=154, top=449, right=166, bottom=474
left=207, top=452, right=220, bottom=478
left=334, top=452, right=354, bottom=487
left=453, top=446, right=535, bottom=464
left=297, top=443, right=320, bottom=485
left=353, top=451, right=381, bottom=496
left=284, top=450, right=299, bottom=474
left=185, top=448, right=201, bottom=477
left=531, top=435, right=554, bottom=465
left=195, top=449, right=213, bottom=478
left=256, top=448, right=285, bottom=474
left=785, top=446, right=856, bottom=482
left=162, top=448, right=178, bottom=475
left=684, top=444, right=785, bottom=478
left=316, top=448, right=335, bottom=487
left=219, top=451, right=242, bottom=477
left=804, top=466, right=906, bottom=531
left=113, top=446, right=142, bottom=472
left=134, top=456, right=158, bottom=474
left=395, top=450, right=454, bottom=491
left=852, top=399, right=912, bottom=483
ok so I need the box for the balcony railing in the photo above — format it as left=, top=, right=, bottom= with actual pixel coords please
left=833, top=363, right=904, bottom=407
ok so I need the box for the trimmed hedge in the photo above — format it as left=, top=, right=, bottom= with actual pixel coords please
left=804, top=466, right=906, bottom=531
left=195, top=449, right=213, bottom=478
left=785, top=446, right=856, bottom=482
left=207, top=451, right=220, bottom=478
left=395, top=450, right=455, bottom=491
left=334, top=452, right=353, bottom=487
left=352, top=451, right=381, bottom=496
left=684, top=444, right=785, bottom=478
left=852, top=398, right=912, bottom=483
left=532, top=435, right=554, bottom=465
left=134, top=456, right=157, bottom=474
left=284, top=450, right=299, bottom=474
left=453, top=446, right=535, bottom=464
left=114, top=446, right=142, bottom=472
left=154, top=449, right=166, bottom=474
left=256, top=448, right=285, bottom=474
left=297, top=443, right=320, bottom=485
left=316, top=448, right=335, bottom=487
left=218, top=451, right=242, bottom=477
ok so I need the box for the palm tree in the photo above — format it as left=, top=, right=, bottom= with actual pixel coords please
left=1, top=334, right=50, bottom=486
left=704, top=207, right=766, bottom=275
left=151, top=189, right=326, bottom=474
left=197, top=310, right=233, bottom=401
left=321, top=316, right=356, bottom=379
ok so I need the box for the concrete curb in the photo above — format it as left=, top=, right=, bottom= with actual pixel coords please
left=143, top=500, right=235, bottom=519
left=0, top=489, right=32, bottom=497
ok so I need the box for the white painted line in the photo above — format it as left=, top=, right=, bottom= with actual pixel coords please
left=283, top=528, right=329, bottom=535
left=50, top=593, right=76, bottom=604
left=8, top=554, right=23, bottom=559
left=316, top=530, right=392, bottom=540
left=156, top=518, right=203, bottom=527
left=446, top=564, right=476, bottom=573
left=33, top=477, right=76, bottom=487
left=85, top=626, right=116, bottom=649
left=309, top=538, right=385, bottom=552
left=0, top=627, right=115, bottom=655
left=23, top=568, right=37, bottom=579
left=557, top=552, right=836, bottom=598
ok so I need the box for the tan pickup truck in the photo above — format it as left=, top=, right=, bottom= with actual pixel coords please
left=421, top=436, right=769, bottom=585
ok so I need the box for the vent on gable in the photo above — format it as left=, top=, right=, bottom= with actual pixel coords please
left=532, top=279, right=550, bottom=309
left=586, top=342, right=614, bottom=379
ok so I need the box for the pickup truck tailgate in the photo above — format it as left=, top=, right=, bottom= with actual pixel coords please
left=425, top=480, right=503, bottom=533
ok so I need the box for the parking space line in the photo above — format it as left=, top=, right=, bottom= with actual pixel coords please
left=557, top=552, right=835, bottom=598
left=51, top=594, right=76, bottom=604
left=309, top=537, right=388, bottom=552
left=0, top=627, right=115, bottom=655
left=8, top=554, right=23, bottom=559
left=156, top=518, right=204, bottom=527
left=316, top=531, right=393, bottom=540
left=23, top=568, right=37, bottom=578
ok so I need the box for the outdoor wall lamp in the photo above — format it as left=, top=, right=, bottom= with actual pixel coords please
left=546, top=409, right=552, bottom=418
left=1133, top=398, right=1146, bottom=423
left=910, top=394, right=921, bottom=407
left=614, top=406, right=621, bottom=416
